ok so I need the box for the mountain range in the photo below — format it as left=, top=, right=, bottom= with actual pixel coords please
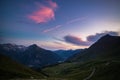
left=0, top=34, right=120, bottom=79
left=0, top=44, right=62, bottom=68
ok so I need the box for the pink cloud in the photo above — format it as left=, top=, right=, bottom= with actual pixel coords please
left=28, top=6, right=54, bottom=23
left=28, top=0, right=58, bottom=23
left=43, top=25, right=62, bottom=33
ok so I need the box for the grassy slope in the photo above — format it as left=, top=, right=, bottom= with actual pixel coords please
left=0, top=54, right=45, bottom=79
left=42, top=58, right=120, bottom=80
left=0, top=54, right=119, bottom=80
left=90, top=60, right=120, bottom=80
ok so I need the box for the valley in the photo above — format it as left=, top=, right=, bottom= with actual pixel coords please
left=0, top=34, right=120, bottom=80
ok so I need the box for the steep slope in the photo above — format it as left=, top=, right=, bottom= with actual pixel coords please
left=67, top=34, right=120, bottom=62
left=0, top=44, right=62, bottom=68
left=0, top=54, right=45, bottom=79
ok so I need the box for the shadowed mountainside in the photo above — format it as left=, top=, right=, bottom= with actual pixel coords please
left=0, top=44, right=62, bottom=68
left=67, top=34, right=120, bottom=62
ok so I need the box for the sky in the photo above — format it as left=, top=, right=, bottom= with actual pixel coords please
left=0, top=0, right=120, bottom=50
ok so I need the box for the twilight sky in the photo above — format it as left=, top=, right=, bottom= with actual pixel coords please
left=0, top=0, right=120, bottom=50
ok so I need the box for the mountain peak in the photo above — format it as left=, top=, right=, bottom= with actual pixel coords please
left=101, top=34, right=112, bottom=38
left=89, top=34, right=120, bottom=50
left=27, top=44, right=46, bottom=51
left=104, top=34, right=111, bottom=37
left=30, top=44, right=38, bottom=47
left=98, top=34, right=120, bottom=42
left=28, top=44, right=40, bottom=49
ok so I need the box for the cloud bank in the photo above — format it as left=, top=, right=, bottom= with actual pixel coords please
left=62, top=31, right=119, bottom=46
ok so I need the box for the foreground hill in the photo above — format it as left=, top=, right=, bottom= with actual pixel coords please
left=43, top=59, right=120, bottom=80
left=0, top=44, right=62, bottom=68
left=67, top=34, right=120, bottom=62
left=0, top=54, right=45, bottom=79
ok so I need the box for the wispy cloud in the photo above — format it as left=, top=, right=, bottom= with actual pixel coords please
left=53, top=37, right=64, bottom=42
left=66, top=16, right=87, bottom=24
left=42, top=16, right=87, bottom=33
left=28, top=0, right=58, bottom=23
left=43, top=25, right=62, bottom=33
left=52, top=41, right=86, bottom=50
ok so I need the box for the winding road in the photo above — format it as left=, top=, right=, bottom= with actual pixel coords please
left=83, top=67, right=96, bottom=80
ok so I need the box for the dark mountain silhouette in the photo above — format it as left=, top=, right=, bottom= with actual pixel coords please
left=67, top=34, right=120, bottom=62
left=22, top=44, right=62, bottom=68
left=0, top=44, right=62, bottom=68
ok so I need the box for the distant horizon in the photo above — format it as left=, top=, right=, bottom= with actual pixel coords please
left=0, top=42, right=87, bottom=51
left=1, top=34, right=120, bottom=51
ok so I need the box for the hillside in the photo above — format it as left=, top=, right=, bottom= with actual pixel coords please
left=0, top=54, right=45, bottom=79
left=67, top=34, right=120, bottom=62
left=42, top=59, right=120, bottom=80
